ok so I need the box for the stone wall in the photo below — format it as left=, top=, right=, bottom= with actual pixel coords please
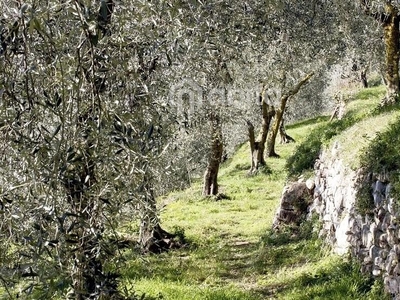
left=311, top=144, right=400, bottom=297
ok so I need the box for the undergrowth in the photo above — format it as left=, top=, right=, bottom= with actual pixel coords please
left=357, top=116, right=400, bottom=214
left=281, top=259, right=389, bottom=300
left=286, top=85, right=389, bottom=178
left=258, top=216, right=388, bottom=299
left=117, top=86, right=391, bottom=299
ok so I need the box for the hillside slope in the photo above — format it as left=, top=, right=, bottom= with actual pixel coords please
left=121, top=86, right=391, bottom=299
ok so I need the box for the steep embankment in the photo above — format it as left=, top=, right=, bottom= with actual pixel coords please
left=281, top=85, right=400, bottom=298
left=120, top=86, right=388, bottom=299
left=305, top=89, right=400, bottom=296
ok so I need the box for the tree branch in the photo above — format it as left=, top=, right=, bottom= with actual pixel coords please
left=285, top=71, right=314, bottom=100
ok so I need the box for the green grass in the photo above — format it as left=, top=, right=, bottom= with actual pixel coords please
left=0, top=86, right=392, bottom=300
left=354, top=114, right=400, bottom=214
left=286, top=85, right=398, bottom=177
left=286, top=84, right=400, bottom=215
left=120, top=87, right=390, bottom=299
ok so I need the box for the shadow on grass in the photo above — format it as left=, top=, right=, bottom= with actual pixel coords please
left=272, top=258, right=389, bottom=300
left=121, top=212, right=389, bottom=299
left=121, top=239, right=265, bottom=299
left=222, top=162, right=272, bottom=178
left=255, top=217, right=325, bottom=272
left=253, top=219, right=390, bottom=299
left=122, top=218, right=323, bottom=299
left=122, top=240, right=261, bottom=282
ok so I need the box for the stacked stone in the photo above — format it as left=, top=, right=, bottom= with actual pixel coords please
left=311, top=143, right=400, bottom=297
left=311, top=143, right=358, bottom=255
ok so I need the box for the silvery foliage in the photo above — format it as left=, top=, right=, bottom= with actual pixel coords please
left=0, top=0, right=184, bottom=297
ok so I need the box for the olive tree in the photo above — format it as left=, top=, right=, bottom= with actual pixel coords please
left=0, top=0, right=182, bottom=298
left=242, top=0, right=341, bottom=163
left=165, top=1, right=261, bottom=196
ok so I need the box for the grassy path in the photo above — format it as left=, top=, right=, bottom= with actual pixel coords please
left=121, top=118, right=329, bottom=299
left=121, top=93, right=388, bottom=299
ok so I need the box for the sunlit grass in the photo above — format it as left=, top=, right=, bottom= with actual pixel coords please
left=132, top=279, right=258, bottom=300
left=337, top=111, right=400, bottom=170
left=120, top=116, right=325, bottom=299
left=286, top=85, right=399, bottom=177
left=120, top=87, right=390, bottom=299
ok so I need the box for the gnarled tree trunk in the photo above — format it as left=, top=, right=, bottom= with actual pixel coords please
left=267, top=109, right=284, bottom=158
left=247, top=120, right=259, bottom=172
left=138, top=181, right=177, bottom=253
left=203, top=113, right=223, bottom=196
left=247, top=84, right=275, bottom=174
left=64, top=112, right=120, bottom=300
left=360, top=68, right=368, bottom=88
left=267, top=72, right=314, bottom=157
left=361, top=2, right=400, bottom=104
left=256, top=90, right=275, bottom=166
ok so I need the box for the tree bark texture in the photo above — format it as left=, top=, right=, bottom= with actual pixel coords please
left=247, top=84, right=275, bottom=174
left=63, top=116, right=106, bottom=300
left=257, top=87, right=275, bottom=165
left=279, top=118, right=295, bottom=144
left=361, top=1, right=400, bottom=104
left=382, top=5, right=400, bottom=104
left=267, top=72, right=314, bottom=157
left=247, top=120, right=259, bottom=173
left=138, top=178, right=178, bottom=253
left=203, top=113, right=223, bottom=196
left=360, top=69, right=368, bottom=88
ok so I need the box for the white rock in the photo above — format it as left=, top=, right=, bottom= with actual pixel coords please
left=384, top=276, right=399, bottom=294
left=385, top=184, right=392, bottom=200
left=306, top=178, right=315, bottom=190
left=372, top=267, right=381, bottom=276
left=334, top=192, right=344, bottom=211
left=334, top=214, right=351, bottom=255
left=370, top=245, right=381, bottom=260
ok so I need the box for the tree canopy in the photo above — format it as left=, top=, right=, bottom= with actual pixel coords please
left=0, top=0, right=394, bottom=298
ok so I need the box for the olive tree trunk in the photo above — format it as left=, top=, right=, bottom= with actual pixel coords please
left=382, top=6, right=400, bottom=104
left=247, top=84, right=275, bottom=174
left=360, top=68, right=368, bottom=88
left=203, top=113, right=223, bottom=196
left=279, top=118, right=295, bottom=144
left=138, top=177, right=177, bottom=253
left=63, top=113, right=117, bottom=300
left=361, top=2, right=400, bottom=104
left=267, top=72, right=314, bottom=157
